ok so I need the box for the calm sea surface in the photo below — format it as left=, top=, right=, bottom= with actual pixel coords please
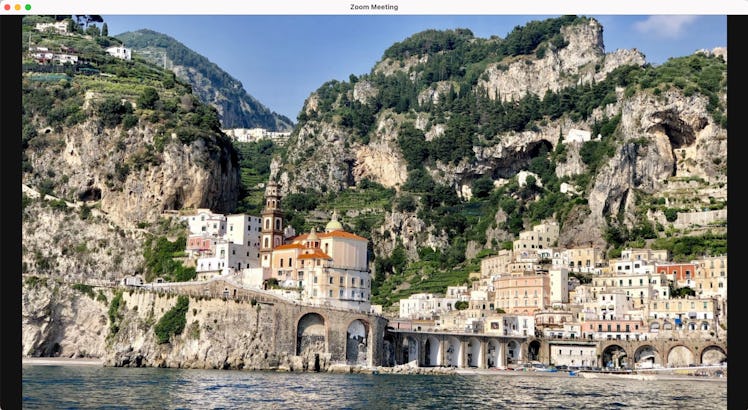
left=22, top=364, right=727, bottom=409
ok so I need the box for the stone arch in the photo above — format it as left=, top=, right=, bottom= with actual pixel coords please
left=633, top=345, right=661, bottom=368
left=700, top=345, right=727, bottom=365
left=467, top=337, right=481, bottom=368
left=666, top=345, right=695, bottom=367
left=602, top=344, right=629, bottom=369
left=445, top=336, right=462, bottom=367
left=402, top=335, right=419, bottom=365
left=506, top=340, right=519, bottom=365
left=424, top=336, right=441, bottom=367
left=296, top=312, right=327, bottom=356
left=345, top=319, right=369, bottom=365
left=382, top=333, right=396, bottom=367
left=528, top=340, right=541, bottom=362
left=487, top=339, right=501, bottom=368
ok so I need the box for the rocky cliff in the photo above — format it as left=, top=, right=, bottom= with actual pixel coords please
left=272, top=16, right=727, bottom=263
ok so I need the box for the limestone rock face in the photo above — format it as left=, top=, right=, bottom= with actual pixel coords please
left=558, top=89, right=727, bottom=248
left=372, top=211, right=450, bottom=261
left=478, top=19, right=644, bottom=102
left=21, top=198, right=146, bottom=282
left=25, top=120, right=239, bottom=230
left=353, top=80, right=379, bottom=104
left=22, top=281, right=109, bottom=358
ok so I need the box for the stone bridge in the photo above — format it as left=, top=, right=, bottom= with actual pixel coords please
left=139, top=278, right=390, bottom=368
left=384, top=330, right=530, bottom=368
left=510, top=337, right=726, bottom=369
left=122, top=278, right=727, bottom=370
left=383, top=330, right=727, bottom=369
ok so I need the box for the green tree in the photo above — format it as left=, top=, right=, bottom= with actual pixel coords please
left=101, top=22, right=108, bottom=37
left=137, top=87, right=160, bottom=110
left=472, top=176, right=494, bottom=199
left=154, top=295, right=189, bottom=344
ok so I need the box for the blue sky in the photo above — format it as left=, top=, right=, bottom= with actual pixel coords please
left=102, top=15, right=726, bottom=122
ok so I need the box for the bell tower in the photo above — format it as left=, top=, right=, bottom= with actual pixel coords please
left=260, top=181, right=284, bottom=268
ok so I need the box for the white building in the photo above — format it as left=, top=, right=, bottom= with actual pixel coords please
left=222, top=128, right=291, bottom=144
left=565, top=129, right=594, bottom=143
left=106, top=46, right=132, bottom=61
left=548, top=267, right=569, bottom=305
left=184, top=208, right=227, bottom=237
left=549, top=342, right=598, bottom=367
left=501, top=315, right=535, bottom=337
left=35, top=21, right=68, bottom=34
left=399, top=293, right=459, bottom=319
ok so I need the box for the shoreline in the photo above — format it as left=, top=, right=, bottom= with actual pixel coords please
left=453, top=367, right=727, bottom=382
left=20, top=358, right=727, bottom=382
left=22, top=357, right=105, bottom=366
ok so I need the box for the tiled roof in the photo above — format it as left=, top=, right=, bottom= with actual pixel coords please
left=297, top=249, right=332, bottom=260
left=274, top=243, right=305, bottom=250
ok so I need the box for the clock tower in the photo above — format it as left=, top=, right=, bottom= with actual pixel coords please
left=260, top=181, right=284, bottom=268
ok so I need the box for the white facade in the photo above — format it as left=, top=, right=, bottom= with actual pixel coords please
left=35, top=22, right=68, bottom=34
left=565, top=129, right=593, bottom=143
left=501, top=315, right=535, bottom=337
left=106, top=46, right=132, bottom=61
left=549, top=268, right=569, bottom=304
left=610, top=260, right=655, bottom=275
left=549, top=343, right=598, bottom=367
left=445, top=286, right=470, bottom=300
left=184, top=209, right=227, bottom=237
left=399, top=293, right=459, bottom=319
left=222, top=128, right=291, bottom=144
left=595, top=292, right=634, bottom=320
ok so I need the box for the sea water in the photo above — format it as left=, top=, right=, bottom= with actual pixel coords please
left=22, top=364, right=727, bottom=409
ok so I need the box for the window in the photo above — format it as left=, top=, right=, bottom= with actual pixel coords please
left=313, top=276, right=317, bottom=284
left=339, top=289, right=344, bottom=298
left=329, top=276, right=333, bottom=284
left=280, top=259, right=284, bottom=268
left=328, top=290, right=333, bottom=297
left=340, top=276, right=344, bottom=285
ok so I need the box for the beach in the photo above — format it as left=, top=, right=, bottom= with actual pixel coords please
left=22, top=357, right=104, bottom=366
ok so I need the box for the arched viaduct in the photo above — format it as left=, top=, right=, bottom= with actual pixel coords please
left=140, top=279, right=727, bottom=370
left=384, top=331, right=727, bottom=369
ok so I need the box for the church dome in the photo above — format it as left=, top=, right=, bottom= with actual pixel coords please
left=325, top=210, right=343, bottom=232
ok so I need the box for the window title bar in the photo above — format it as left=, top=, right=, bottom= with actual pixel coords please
left=2, top=0, right=746, bottom=15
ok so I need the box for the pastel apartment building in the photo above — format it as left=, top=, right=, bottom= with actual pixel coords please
left=647, top=297, right=720, bottom=334
left=479, top=250, right=513, bottom=278
left=692, top=255, right=727, bottom=299
left=493, top=272, right=551, bottom=315
left=513, top=221, right=559, bottom=252
left=562, top=246, right=606, bottom=273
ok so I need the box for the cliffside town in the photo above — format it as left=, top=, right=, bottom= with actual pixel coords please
left=21, top=15, right=727, bottom=372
